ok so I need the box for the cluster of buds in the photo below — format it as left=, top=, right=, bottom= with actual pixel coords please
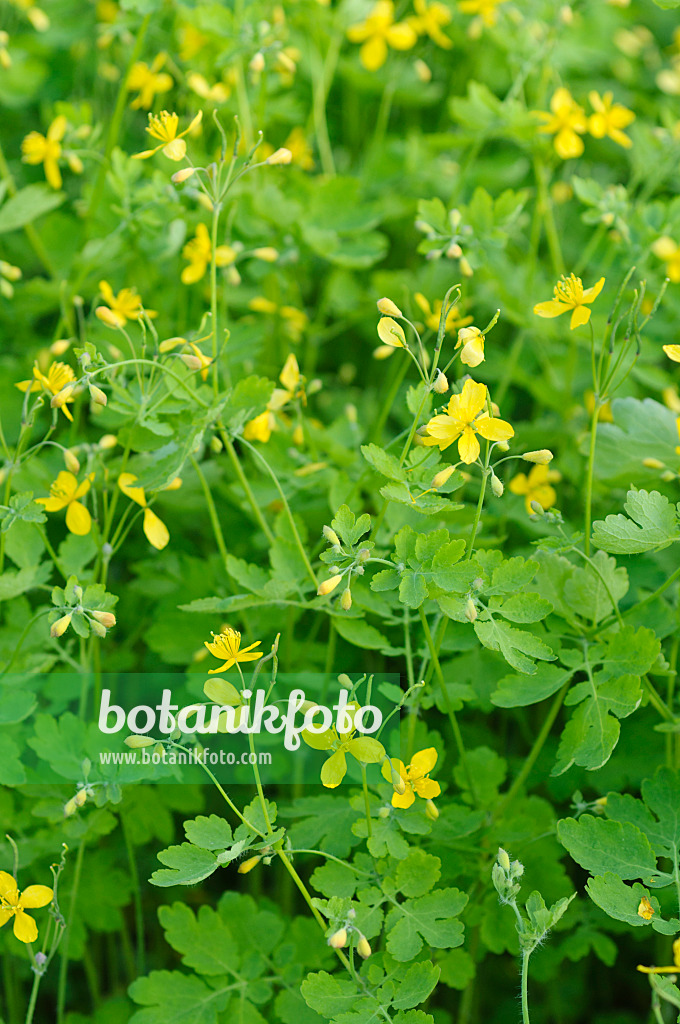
left=328, top=909, right=372, bottom=959
left=0, top=258, right=21, bottom=298
left=492, top=847, right=524, bottom=904
left=63, top=786, right=89, bottom=817
left=51, top=582, right=117, bottom=639
left=415, top=207, right=473, bottom=276
left=317, top=525, right=370, bottom=611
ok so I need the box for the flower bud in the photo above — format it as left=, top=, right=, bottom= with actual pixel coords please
left=377, top=297, right=403, bottom=318
left=387, top=760, right=406, bottom=794
left=171, top=167, right=196, bottom=183
left=460, top=256, right=473, bottom=277
left=267, top=147, right=292, bottom=165
left=425, top=799, right=439, bottom=821
left=51, top=384, right=75, bottom=408
left=75, top=788, right=87, bottom=807
left=323, top=526, right=341, bottom=546
left=63, top=449, right=80, bottom=473
left=159, top=336, right=186, bottom=353
left=238, top=855, right=262, bottom=874
left=211, top=436, right=223, bottom=453
left=432, top=465, right=455, bottom=489
left=643, top=457, right=665, bottom=469
left=357, top=548, right=370, bottom=563
left=88, top=383, right=108, bottom=406
left=529, top=500, right=544, bottom=515
left=63, top=797, right=78, bottom=817
left=662, top=469, right=677, bottom=482
left=249, top=51, right=265, bottom=73
left=253, top=246, right=278, bottom=262
left=495, top=441, right=509, bottom=453
left=378, top=805, right=391, bottom=819
left=433, top=370, right=449, bottom=394
left=99, top=433, right=118, bottom=449
left=464, top=598, right=477, bottom=623
left=51, top=613, right=72, bottom=638
left=447, top=242, right=463, bottom=259
left=522, top=450, right=553, bottom=464
left=124, top=735, right=155, bottom=748
left=165, top=477, right=183, bottom=490
left=341, top=588, right=352, bottom=611
left=50, top=338, right=71, bottom=355
left=91, top=610, right=116, bottom=629
left=317, top=574, right=342, bottom=596
left=490, top=473, right=504, bottom=497
left=90, top=619, right=107, bottom=638
left=356, top=936, right=372, bottom=959
left=181, top=354, right=203, bottom=371
left=328, top=928, right=348, bottom=949
left=95, top=306, right=121, bottom=328
left=498, top=848, right=511, bottom=872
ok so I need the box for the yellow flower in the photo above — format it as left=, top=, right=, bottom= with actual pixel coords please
left=409, top=0, right=452, bottom=48
left=21, top=115, right=67, bottom=189
left=455, top=325, right=485, bottom=367
left=282, top=126, right=314, bottom=170
left=248, top=296, right=308, bottom=342
left=243, top=354, right=306, bottom=442
left=127, top=53, right=173, bottom=110
left=118, top=472, right=169, bottom=549
left=16, top=361, right=77, bottom=420
left=187, top=72, right=233, bottom=104
left=534, top=274, right=605, bottom=329
left=243, top=410, right=275, bottom=443
left=181, top=222, right=236, bottom=285
left=535, top=88, right=587, bottom=160
left=204, top=626, right=263, bottom=674
left=0, top=871, right=53, bottom=944
left=381, top=747, right=441, bottom=808
left=637, top=896, right=654, bottom=921
left=133, top=110, right=203, bottom=161
left=96, top=280, right=156, bottom=327
left=414, top=293, right=473, bottom=333
left=186, top=342, right=212, bottom=381
left=588, top=91, right=634, bottom=148
left=638, top=936, right=680, bottom=974
left=37, top=471, right=95, bottom=535
left=377, top=316, right=406, bottom=347
left=509, top=463, right=561, bottom=513
left=652, top=236, right=680, bottom=283
left=423, top=379, right=514, bottom=464
left=302, top=701, right=386, bottom=788
left=457, top=0, right=507, bottom=27
left=347, top=1, right=417, bottom=72
left=664, top=345, right=680, bottom=363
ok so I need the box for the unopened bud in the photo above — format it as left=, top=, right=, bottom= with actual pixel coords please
left=356, top=936, right=372, bottom=959
left=50, top=613, right=72, bottom=638
left=211, top=436, right=223, bottom=453
left=99, top=433, right=118, bottom=449
left=498, top=848, right=511, bottom=872
left=523, top=449, right=553, bottom=464
left=433, top=370, right=449, bottom=394
left=496, top=441, right=509, bottom=452
left=414, top=58, right=431, bottom=82
left=318, top=574, right=342, bottom=596
left=75, top=788, right=87, bottom=807
left=88, top=383, right=108, bottom=406
left=253, top=246, right=278, bottom=262
left=358, top=548, right=370, bottom=562
left=328, top=928, right=348, bottom=949
left=181, top=354, right=203, bottom=371
left=238, top=855, right=261, bottom=874
left=171, top=167, right=196, bottom=183
left=124, top=735, right=155, bottom=748
left=490, top=474, right=504, bottom=497
left=459, top=256, right=473, bottom=277
left=377, top=297, right=403, bottom=318
left=249, top=51, right=265, bottom=73
left=661, top=470, right=677, bottom=482
left=425, top=799, right=439, bottom=821
left=266, top=147, right=292, bottom=165
left=529, top=500, right=544, bottom=515
left=51, top=384, right=75, bottom=408
left=341, top=588, right=352, bottom=611
left=432, top=465, right=455, bottom=489
left=464, top=598, right=477, bottom=623
left=91, top=610, right=116, bottom=629
left=50, top=339, right=71, bottom=355
left=90, top=619, right=107, bottom=638
left=378, top=805, right=391, bottom=818
left=447, top=242, right=463, bottom=259
left=95, top=306, right=121, bottom=328
left=63, top=797, right=78, bottom=817
left=63, top=449, right=80, bottom=473
left=323, top=526, right=341, bottom=546
left=643, top=457, right=665, bottom=469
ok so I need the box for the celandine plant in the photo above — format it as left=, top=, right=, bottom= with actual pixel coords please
left=2, top=0, right=680, bottom=1022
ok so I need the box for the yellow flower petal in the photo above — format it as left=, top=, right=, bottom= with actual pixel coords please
left=65, top=500, right=92, bottom=535
left=19, top=885, right=53, bottom=909
left=409, top=747, right=438, bottom=775
left=143, top=508, right=169, bottom=550
left=118, top=472, right=147, bottom=507
left=12, top=910, right=38, bottom=944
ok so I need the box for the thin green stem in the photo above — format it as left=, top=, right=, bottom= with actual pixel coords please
left=521, top=951, right=531, bottom=1024
left=191, top=455, right=229, bottom=570
left=23, top=970, right=41, bottom=1024
left=221, top=433, right=275, bottom=543
left=56, top=838, right=85, bottom=1024
left=583, top=400, right=599, bottom=557
left=210, top=198, right=224, bottom=394
left=122, top=812, right=145, bottom=976
left=467, top=467, right=488, bottom=558
left=360, top=765, right=372, bottom=839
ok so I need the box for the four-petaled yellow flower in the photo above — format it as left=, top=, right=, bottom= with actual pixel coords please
left=16, top=361, right=77, bottom=420
left=588, top=91, right=634, bottom=148
left=128, top=53, right=173, bottom=109
left=347, top=1, right=417, bottom=72
left=0, top=871, right=53, bottom=944
left=638, top=936, right=680, bottom=975
left=302, top=700, right=386, bottom=788
left=204, top=626, right=263, bottom=674
left=534, top=274, right=605, bottom=329
left=37, top=471, right=95, bottom=535
left=409, top=0, right=452, bottom=48
left=509, top=463, right=561, bottom=513
left=96, top=280, right=156, bottom=327
left=458, top=0, right=507, bottom=28
left=652, top=236, right=680, bottom=283
left=423, top=378, right=514, bottom=464
left=118, top=473, right=170, bottom=550
left=181, top=223, right=236, bottom=285
left=535, top=88, right=587, bottom=160
left=133, top=110, right=203, bottom=161
left=381, top=747, right=441, bottom=808
left=21, top=115, right=67, bottom=189
left=414, top=293, right=473, bottom=334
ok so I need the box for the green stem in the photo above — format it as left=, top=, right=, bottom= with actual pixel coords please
left=624, top=564, right=680, bottom=621
left=122, top=812, right=145, bottom=976
left=23, top=970, right=41, bottom=1024
left=521, top=951, right=531, bottom=1024
left=56, top=839, right=85, bottom=1024
left=191, top=455, right=228, bottom=570
left=418, top=606, right=476, bottom=804
left=533, top=156, right=564, bottom=277
left=221, top=433, right=275, bottom=543
left=275, top=850, right=351, bottom=970
left=360, top=765, right=372, bottom=839
left=583, top=401, right=599, bottom=557
left=467, top=467, right=488, bottom=558
left=210, top=198, right=224, bottom=394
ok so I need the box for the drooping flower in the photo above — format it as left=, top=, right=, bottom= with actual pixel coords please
left=588, top=91, right=634, bottom=148
left=21, top=115, right=67, bottom=189
left=133, top=110, right=203, bottom=161
left=117, top=472, right=169, bottom=549
left=535, top=88, right=587, bottom=160
left=533, top=274, right=605, bottom=329
left=423, top=379, right=514, bottom=464
left=37, top=471, right=95, bottom=535
left=302, top=701, right=386, bottom=788
left=127, top=54, right=173, bottom=110
left=16, top=361, right=77, bottom=420
left=455, top=325, right=485, bottom=367
left=181, top=222, right=236, bottom=285
left=652, top=236, right=680, bottom=283
left=0, top=871, right=53, bottom=944
left=204, top=626, right=263, bottom=674
left=457, top=0, right=507, bottom=28
left=638, top=936, right=680, bottom=974
left=347, top=1, right=417, bottom=72
left=381, top=747, right=441, bottom=808
left=409, top=0, right=452, bottom=48
left=509, top=463, right=561, bottom=513
left=96, top=280, right=156, bottom=327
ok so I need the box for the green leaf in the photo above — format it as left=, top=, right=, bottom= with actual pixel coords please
left=395, top=849, right=442, bottom=898
left=158, top=903, right=238, bottom=974
left=491, top=663, right=575, bottom=708
left=0, top=183, right=65, bottom=233
left=331, top=505, right=371, bottom=547
left=129, top=970, right=229, bottom=1024
left=488, top=593, right=553, bottom=624
left=0, top=492, right=47, bottom=532
left=0, top=734, right=26, bottom=785
left=562, top=551, right=628, bottom=623
left=150, top=844, right=218, bottom=887
left=332, top=616, right=399, bottom=654
left=592, top=489, right=680, bottom=554
left=386, top=888, right=467, bottom=961
left=301, top=972, right=359, bottom=1018
left=182, top=815, right=233, bottom=850
left=474, top=618, right=556, bottom=674
left=586, top=874, right=660, bottom=928
left=391, top=962, right=440, bottom=1010
left=553, top=673, right=642, bottom=774
left=361, top=444, right=407, bottom=482
left=557, top=815, right=657, bottom=880
left=310, top=860, right=358, bottom=899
